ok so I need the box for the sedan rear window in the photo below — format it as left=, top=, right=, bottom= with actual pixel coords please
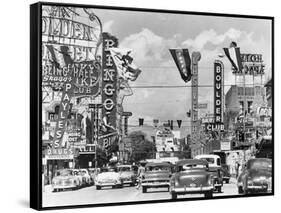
left=146, top=166, right=171, bottom=172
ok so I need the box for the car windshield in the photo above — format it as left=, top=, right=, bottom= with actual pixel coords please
left=118, top=167, right=131, bottom=172
left=57, top=170, right=72, bottom=176
left=178, top=164, right=207, bottom=172
left=101, top=167, right=117, bottom=173
left=248, top=160, right=272, bottom=170
left=200, top=158, right=215, bottom=164
left=146, top=165, right=170, bottom=172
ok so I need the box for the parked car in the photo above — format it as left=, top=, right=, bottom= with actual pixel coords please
left=117, top=165, right=137, bottom=186
left=237, top=158, right=272, bottom=194
left=51, top=169, right=82, bottom=192
left=208, top=166, right=223, bottom=193
left=95, top=167, right=123, bottom=190
left=80, top=169, right=93, bottom=186
left=170, top=159, right=213, bottom=199
left=141, top=162, right=172, bottom=193
left=221, top=166, right=231, bottom=184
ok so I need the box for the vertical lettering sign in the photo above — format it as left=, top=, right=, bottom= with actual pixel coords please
left=191, top=52, right=201, bottom=145
left=214, top=60, right=223, bottom=124
left=41, top=6, right=102, bottom=148
left=101, top=33, right=118, bottom=148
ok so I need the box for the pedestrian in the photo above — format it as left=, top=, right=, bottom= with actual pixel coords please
left=136, top=162, right=145, bottom=189
left=235, top=161, right=240, bottom=179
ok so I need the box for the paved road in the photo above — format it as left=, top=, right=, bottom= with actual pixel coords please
left=43, top=178, right=238, bottom=207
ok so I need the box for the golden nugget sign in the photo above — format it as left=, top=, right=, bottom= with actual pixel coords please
left=42, top=6, right=102, bottom=96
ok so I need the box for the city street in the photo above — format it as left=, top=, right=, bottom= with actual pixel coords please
left=43, top=178, right=238, bottom=207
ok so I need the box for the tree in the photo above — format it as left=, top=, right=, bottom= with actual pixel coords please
left=128, top=131, right=156, bottom=162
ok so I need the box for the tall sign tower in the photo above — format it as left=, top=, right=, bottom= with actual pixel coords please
left=191, top=52, right=201, bottom=157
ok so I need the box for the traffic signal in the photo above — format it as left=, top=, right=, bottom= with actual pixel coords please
left=238, top=131, right=243, bottom=141
left=238, top=131, right=245, bottom=142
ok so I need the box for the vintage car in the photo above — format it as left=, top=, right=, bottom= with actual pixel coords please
left=208, top=166, right=223, bottom=193
left=117, top=165, right=137, bottom=186
left=95, top=167, right=123, bottom=190
left=141, top=162, right=172, bottom=193
left=80, top=169, right=93, bottom=186
left=237, top=158, right=272, bottom=194
left=170, top=159, right=213, bottom=199
left=51, top=169, right=82, bottom=192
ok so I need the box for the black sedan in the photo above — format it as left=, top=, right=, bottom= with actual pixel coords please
left=237, top=158, right=272, bottom=195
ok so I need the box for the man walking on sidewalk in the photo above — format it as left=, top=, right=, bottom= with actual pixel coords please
left=136, top=162, right=146, bottom=189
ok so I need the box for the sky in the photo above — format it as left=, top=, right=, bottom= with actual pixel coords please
left=93, top=8, right=272, bottom=137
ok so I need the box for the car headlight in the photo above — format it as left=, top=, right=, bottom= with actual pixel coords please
left=247, top=179, right=253, bottom=185
left=52, top=179, right=58, bottom=185
left=207, top=177, right=213, bottom=185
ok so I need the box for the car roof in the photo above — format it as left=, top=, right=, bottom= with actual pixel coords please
left=195, top=154, right=220, bottom=158
left=145, top=162, right=171, bottom=167
left=175, top=159, right=209, bottom=166
left=117, top=165, right=131, bottom=167
left=247, top=158, right=272, bottom=163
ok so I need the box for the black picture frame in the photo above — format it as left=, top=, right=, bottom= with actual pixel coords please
left=30, top=1, right=274, bottom=210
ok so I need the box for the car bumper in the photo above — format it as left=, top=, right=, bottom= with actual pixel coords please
left=247, top=185, right=269, bottom=192
left=96, top=182, right=121, bottom=186
left=142, top=182, right=170, bottom=187
left=122, top=180, right=134, bottom=184
left=52, top=184, right=76, bottom=189
left=171, top=186, right=213, bottom=193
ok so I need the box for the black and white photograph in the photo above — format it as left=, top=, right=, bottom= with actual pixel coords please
left=30, top=1, right=273, bottom=210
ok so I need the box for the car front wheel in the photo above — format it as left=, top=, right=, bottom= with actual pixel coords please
left=204, top=191, right=213, bottom=198
left=171, top=192, right=177, bottom=199
left=142, top=186, right=147, bottom=193
left=238, top=186, right=244, bottom=194
left=96, top=185, right=101, bottom=190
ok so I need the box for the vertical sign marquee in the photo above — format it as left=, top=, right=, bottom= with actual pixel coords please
left=214, top=60, right=224, bottom=127
left=100, top=33, right=118, bottom=148
left=191, top=52, right=201, bottom=146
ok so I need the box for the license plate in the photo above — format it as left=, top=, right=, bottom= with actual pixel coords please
left=190, top=183, right=196, bottom=187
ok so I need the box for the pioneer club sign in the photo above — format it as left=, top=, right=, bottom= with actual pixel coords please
left=232, top=53, right=265, bottom=75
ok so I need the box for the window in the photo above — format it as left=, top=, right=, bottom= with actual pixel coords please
left=239, top=101, right=244, bottom=113
left=216, top=158, right=221, bottom=166
left=248, top=101, right=253, bottom=113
